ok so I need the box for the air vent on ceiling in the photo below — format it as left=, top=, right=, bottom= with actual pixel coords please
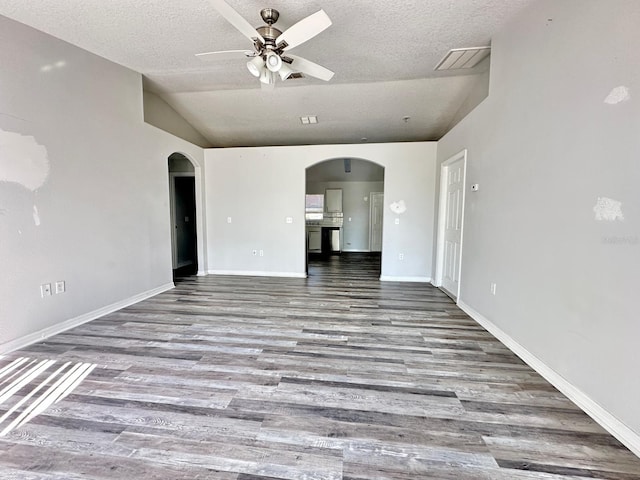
left=435, top=46, right=491, bottom=71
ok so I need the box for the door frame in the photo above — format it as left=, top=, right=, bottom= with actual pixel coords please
left=434, top=149, right=467, bottom=300
left=169, top=172, right=197, bottom=270
left=369, top=192, right=384, bottom=252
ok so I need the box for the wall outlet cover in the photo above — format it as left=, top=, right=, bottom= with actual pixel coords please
left=40, top=283, right=52, bottom=297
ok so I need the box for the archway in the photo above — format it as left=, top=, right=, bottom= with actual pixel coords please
left=305, top=158, right=385, bottom=277
left=168, top=153, right=198, bottom=278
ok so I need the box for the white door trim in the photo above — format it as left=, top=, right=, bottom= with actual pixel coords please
left=434, top=149, right=467, bottom=300
left=369, top=192, right=384, bottom=252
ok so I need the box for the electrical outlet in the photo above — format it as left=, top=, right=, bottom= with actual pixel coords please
left=55, top=281, right=65, bottom=294
left=40, top=283, right=52, bottom=297
left=490, top=283, right=497, bottom=295
left=227, top=217, right=232, bottom=223
left=398, top=253, right=404, bottom=261
left=259, top=250, right=264, bottom=257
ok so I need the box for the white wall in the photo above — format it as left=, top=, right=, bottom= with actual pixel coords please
left=444, top=64, right=490, bottom=133
left=306, top=181, right=384, bottom=252
left=437, top=0, right=640, bottom=452
left=205, top=143, right=436, bottom=280
left=144, top=90, right=212, bottom=148
left=0, top=16, right=204, bottom=351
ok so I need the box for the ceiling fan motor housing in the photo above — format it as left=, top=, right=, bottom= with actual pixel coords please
left=256, top=25, right=283, bottom=47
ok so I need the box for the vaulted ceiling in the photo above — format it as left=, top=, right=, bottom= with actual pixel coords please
left=0, top=0, right=536, bottom=147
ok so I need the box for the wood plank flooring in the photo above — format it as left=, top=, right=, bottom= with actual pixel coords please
left=1, top=253, right=639, bottom=479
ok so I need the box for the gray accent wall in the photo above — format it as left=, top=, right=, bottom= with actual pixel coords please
left=143, top=90, right=212, bottom=148
left=437, top=0, right=640, bottom=443
left=0, top=16, right=204, bottom=350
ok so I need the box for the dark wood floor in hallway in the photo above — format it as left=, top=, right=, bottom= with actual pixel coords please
left=1, top=253, right=639, bottom=479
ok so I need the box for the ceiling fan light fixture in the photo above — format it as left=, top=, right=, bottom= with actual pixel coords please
left=246, top=56, right=264, bottom=77
left=278, top=63, right=293, bottom=81
left=259, top=69, right=275, bottom=85
left=265, top=51, right=282, bottom=72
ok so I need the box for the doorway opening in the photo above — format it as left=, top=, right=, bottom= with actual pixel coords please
left=435, top=149, right=467, bottom=301
left=169, top=153, right=198, bottom=278
left=305, top=158, right=385, bottom=278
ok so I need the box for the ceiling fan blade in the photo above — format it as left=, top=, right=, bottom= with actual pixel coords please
left=276, top=10, right=332, bottom=51
left=210, top=0, right=265, bottom=45
left=195, top=49, right=256, bottom=60
left=288, top=55, right=334, bottom=81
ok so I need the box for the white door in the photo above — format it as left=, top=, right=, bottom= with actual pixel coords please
left=439, top=154, right=466, bottom=299
left=369, top=192, right=384, bottom=252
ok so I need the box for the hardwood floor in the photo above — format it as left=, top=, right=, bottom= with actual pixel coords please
left=1, top=253, right=639, bottom=479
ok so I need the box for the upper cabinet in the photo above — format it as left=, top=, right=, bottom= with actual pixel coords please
left=325, top=188, right=343, bottom=213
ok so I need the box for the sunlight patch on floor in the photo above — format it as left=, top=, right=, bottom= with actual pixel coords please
left=0, top=357, right=96, bottom=436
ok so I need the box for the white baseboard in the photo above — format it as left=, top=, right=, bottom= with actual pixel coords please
left=457, top=300, right=640, bottom=458
left=380, top=276, right=432, bottom=283
left=0, top=283, right=175, bottom=355
left=342, top=249, right=371, bottom=253
left=208, top=270, right=306, bottom=279
left=196, top=270, right=207, bottom=277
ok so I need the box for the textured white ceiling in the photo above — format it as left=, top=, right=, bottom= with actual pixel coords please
left=0, top=0, right=536, bottom=146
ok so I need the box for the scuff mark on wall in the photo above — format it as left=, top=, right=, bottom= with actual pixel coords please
left=390, top=200, right=407, bottom=215
left=32, top=205, right=41, bottom=226
left=593, top=197, right=624, bottom=221
left=0, top=128, right=50, bottom=191
left=604, top=86, right=631, bottom=105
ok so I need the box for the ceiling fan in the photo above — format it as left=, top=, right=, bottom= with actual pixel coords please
left=196, top=0, right=335, bottom=87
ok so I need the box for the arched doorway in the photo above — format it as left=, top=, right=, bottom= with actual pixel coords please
left=168, top=153, right=198, bottom=277
left=305, top=158, right=385, bottom=277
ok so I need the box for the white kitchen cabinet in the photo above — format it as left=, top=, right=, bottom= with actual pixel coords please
left=325, top=188, right=343, bottom=213
left=307, top=227, right=321, bottom=252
